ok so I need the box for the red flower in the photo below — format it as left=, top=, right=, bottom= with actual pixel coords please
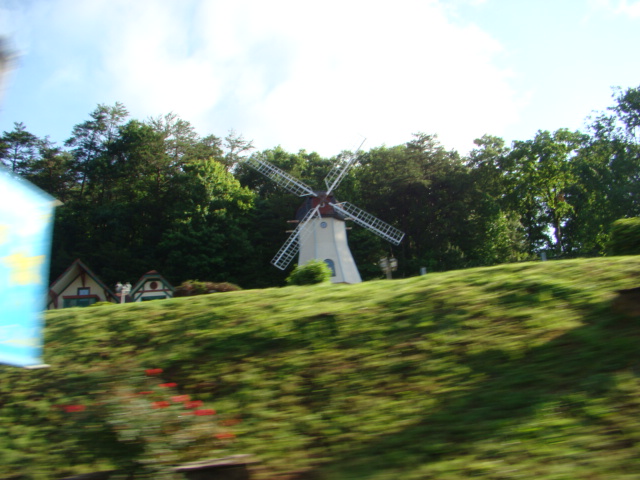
left=152, top=401, right=171, bottom=409
left=137, top=391, right=154, bottom=395
left=159, top=382, right=177, bottom=388
left=171, top=395, right=191, bottom=403
left=64, top=405, right=86, bottom=413
left=194, top=409, right=216, bottom=416
left=215, top=432, right=235, bottom=439
left=184, top=400, right=203, bottom=409
left=145, top=368, right=163, bottom=376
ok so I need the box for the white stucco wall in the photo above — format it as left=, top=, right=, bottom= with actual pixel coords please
left=298, top=217, right=362, bottom=284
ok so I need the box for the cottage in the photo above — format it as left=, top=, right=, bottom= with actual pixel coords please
left=48, top=261, right=175, bottom=309
left=47, top=259, right=117, bottom=309
left=130, top=270, right=174, bottom=302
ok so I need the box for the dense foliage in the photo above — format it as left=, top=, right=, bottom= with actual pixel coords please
left=1, top=257, right=640, bottom=479
left=607, top=218, right=640, bottom=255
left=2, top=86, right=640, bottom=289
left=285, top=259, right=333, bottom=286
left=173, top=280, right=242, bottom=296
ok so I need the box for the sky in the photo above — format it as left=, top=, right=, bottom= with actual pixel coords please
left=1, top=0, right=640, bottom=157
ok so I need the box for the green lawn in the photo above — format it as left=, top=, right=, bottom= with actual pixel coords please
left=2, top=257, right=640, bottom=479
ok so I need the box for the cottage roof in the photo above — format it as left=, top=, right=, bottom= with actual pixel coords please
left=49, top=259, right=116, bottom=299
left=130, top=270, right=175, bottom=295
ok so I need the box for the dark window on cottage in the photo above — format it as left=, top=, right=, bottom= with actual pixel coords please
left=142, top=295, right=167, bottom=301
left=64, top=297, right=96, bottom=308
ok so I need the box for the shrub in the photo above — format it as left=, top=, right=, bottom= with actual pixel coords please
left=57, top=365, right=237, bottom=479
left=607, top=218, right=640, bottom=255
left=286, top=259, right=332, bottom=286
left=88, top=301, right=117, bottom=308
left=174, top=280, right=242, bottom=297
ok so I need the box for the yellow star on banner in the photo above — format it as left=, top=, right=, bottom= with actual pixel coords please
left=2, top=252, right=45, bottom=285
left=0, top=224, right=8, bottom=245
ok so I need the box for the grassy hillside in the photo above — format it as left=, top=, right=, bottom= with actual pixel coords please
left=2, top=257, right=640, bottom=479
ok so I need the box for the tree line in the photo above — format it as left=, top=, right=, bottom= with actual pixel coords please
left=2, top=86, right=639, bottom=289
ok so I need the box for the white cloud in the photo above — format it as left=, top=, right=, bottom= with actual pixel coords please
left=4, top=0, right=522, bottom=156
left=616, top=0, right=640, bottom=16
left=587, top=0, right=640, bottom=17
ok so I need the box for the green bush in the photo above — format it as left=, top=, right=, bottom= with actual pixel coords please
left=607, top=218, right=640, bottom=255
left=173, top=280, right=242, bottom=297
left=88, top=301, right=117, bottom=308
left=286, top=259, right=332, bottom=286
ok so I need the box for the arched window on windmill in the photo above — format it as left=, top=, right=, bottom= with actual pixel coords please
left=324, top=259, right=336, bottom=277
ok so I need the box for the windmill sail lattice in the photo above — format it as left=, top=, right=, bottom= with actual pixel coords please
left=331, top=202, right=404, bottom=245
left=245, top=156, right=314, bottom=197
left=243, top=146, right=404, bottom=282
left=323, top=140, right=364, bottom=193
left=271, top=205, right=322, bottom=270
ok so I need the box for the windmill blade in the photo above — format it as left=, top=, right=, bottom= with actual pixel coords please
left=245, top=156, right=315, bottom=197
left=271, top=204, right=322, bottom=270
left=324, top=139, right=366, bottom=195
left=331, top=201, right=405, bottom=246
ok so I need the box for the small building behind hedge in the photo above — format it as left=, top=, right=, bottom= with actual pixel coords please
left=48, top=260, right=174, bottom=309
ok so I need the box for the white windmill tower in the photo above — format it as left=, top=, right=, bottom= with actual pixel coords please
left=243, top=146, right=404, bottom=283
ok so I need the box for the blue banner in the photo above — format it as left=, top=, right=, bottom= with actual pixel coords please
left=0, top=167, right=58, bottom=367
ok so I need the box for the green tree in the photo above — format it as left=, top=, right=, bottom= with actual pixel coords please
left=65, top=102, right=129, bottom=197
left=564, top=86, right=640, bottom=255
left=505, top=129, right=587, bottom=256
left=108, top=119, right=173, bottom=201
left=0, top=122, right=41, bottom=173
left=223, top=130, right=254, bottom=170
left=160, top=159, right=256, bottom=284
left=148, top=112, right=224, bottom=167
left=54, top=108, right=178, bottom=285
left=610, top=85, right=640, bottom=141
left=356, top=134, right=478, bottom=274
left=466, top=135, right=531, bottom=264
left=24, top=140, right=76, bottom=203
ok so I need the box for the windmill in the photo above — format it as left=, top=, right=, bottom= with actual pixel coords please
left=243, top=145, right=404, bottom=283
